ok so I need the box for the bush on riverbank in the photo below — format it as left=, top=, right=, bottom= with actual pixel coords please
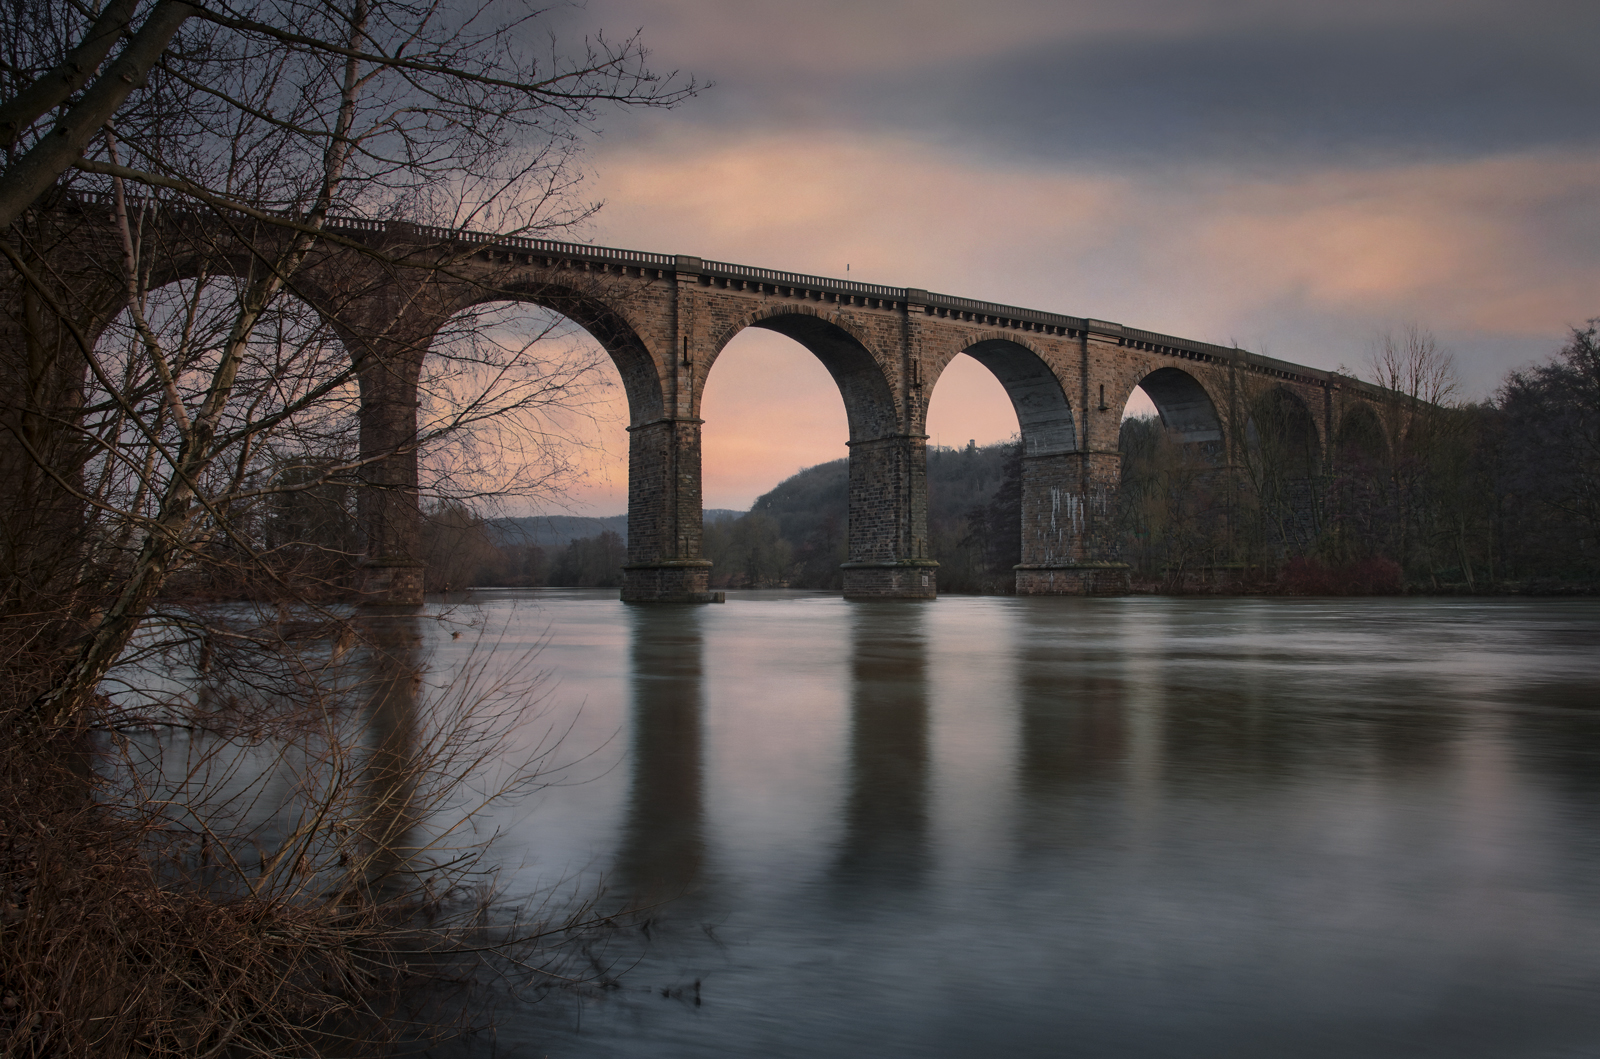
left=1279, top=557, right=1405, bottom=596
left=0, top=624, right=628, bottom=1056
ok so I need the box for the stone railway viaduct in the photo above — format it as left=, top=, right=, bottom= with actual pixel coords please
left=8, top=197, right=1395, bottom=603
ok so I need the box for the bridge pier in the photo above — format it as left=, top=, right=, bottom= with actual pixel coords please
left=0, top=231, right=126, bottom=625
left=843, top=434, right=937, bottom=600
left=354, top=332, right=428, bottom=608
left=1014, top=451, right=1129, bottom=595
left=623, top=417, right=717, bottom=602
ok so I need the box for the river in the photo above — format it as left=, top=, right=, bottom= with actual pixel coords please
left=382, top=590, right=1600, bottom=1058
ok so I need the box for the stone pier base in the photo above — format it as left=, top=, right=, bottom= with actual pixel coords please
left=1015, top=563, right=1131, bottom=596
left=359, top=560, right=426, bottom=607
left=841, top=560, right=939, bottom=600
left=623, top=560, right=716, bottom=603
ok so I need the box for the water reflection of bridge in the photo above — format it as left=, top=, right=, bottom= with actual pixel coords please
left=608, top=598, right=1481, bottom=902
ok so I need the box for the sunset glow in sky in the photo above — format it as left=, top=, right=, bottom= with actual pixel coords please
left=511, top=0, right=1600, bottom=515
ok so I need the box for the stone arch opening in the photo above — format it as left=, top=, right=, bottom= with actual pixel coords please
left=921, top=339, right=1072, bottom=594
left=1336, top=402, right=1389, bottom=470
left=1244, top=385, right=1324, bottom=554
left=395, top=291, right=660, bottom=593
left=957, top=339, right=1076, bottom=457
left=91, top=274, right=356, bottom=455
left=76, top=273, right=368, bottom=594
left=698, top=325, right=853, bottom=591
left=421, top=298, right=634, bottom=501
left=1246, top=385, right=1322, bottom=477
left=707, top=308, right=928, bottom=597
left=455, top=283, right=663, bottom=424
left=1133, top=366, right=1223, bottom=445
left=711, top=308, right=899, bottom=443
left=1113, top=367, right=1226, bottom=586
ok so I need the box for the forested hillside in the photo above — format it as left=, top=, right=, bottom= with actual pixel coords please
left=1112, top=324, right=1600, bottom=593
left=701, top=442, right=1022, bottom=591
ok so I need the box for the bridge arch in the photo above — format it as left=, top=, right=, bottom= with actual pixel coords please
left=1246, top=384, right=1322, bottom=475
left=453, top=281, right=664, bottom=422
left=19, top=195, right=1417, bottom=605
left=1336, top=401, right=1389, bottom=468
left=1243, top=384, right=1325, bottom=553
left=706, top=305, right=928, bottom=593
left=1121, top=366, right=1224, bottom=445
left=949, top=336, right=1076, bottom=456
left=708, top=305, right=899, bottom=442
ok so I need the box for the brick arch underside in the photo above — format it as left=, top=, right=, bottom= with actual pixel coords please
left=958, top=338, right=1077, bottom=456
left=1134, top=366, right=1223, bottom=444
left=713, top=307, right=900, bottom=442
left=1337, top=402, right=1389, bottom=464
left=84, top=246, right=416, bottom=385
left=77, top=245, right=278, bottom=351
left=455, top=283, right=665, bottom=423
left=1248, top=385, right=1323, bottom=473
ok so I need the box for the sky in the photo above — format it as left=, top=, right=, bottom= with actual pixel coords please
left=511, top=0, right=1600, bottom=515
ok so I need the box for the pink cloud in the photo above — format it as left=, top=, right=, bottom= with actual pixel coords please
left=518, top=133, right=1598, bottom=515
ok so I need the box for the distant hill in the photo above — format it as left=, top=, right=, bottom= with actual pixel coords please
left=751, top=460, right=849, bottom=546
left=747, top=443, right=1014, bottom=544
left=488, top=509, right=745, bottom=549
left=455, top=450, right=1019, bottom=592
left=700, top=441, right=1021, bottom=591
left=487, top=514, right=627, bottom=549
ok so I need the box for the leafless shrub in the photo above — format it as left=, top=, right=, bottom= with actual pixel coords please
left=1, top=615, right=630, bottom=1056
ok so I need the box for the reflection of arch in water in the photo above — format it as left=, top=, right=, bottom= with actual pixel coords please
left=833, top=603, right=930, bottom=888
left=615, top=605, right=707, bottom=901
left=355, top=612, right=425, bottom=895
left=1013, top=622, right=1128, bottom=854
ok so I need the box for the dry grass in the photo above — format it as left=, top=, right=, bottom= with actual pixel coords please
left=0, top=615, right=625, bottom=1057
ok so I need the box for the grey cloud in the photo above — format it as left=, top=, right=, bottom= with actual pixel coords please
left=632, top=15, right=1600, bottom=169
left=923, top=23, right=1599, bottom=165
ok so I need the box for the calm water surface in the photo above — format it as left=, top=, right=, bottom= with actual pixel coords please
left=424, top=592, right=1600, bottom=1058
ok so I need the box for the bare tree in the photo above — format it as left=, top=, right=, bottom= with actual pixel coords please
left=0, top=2, right=689, bottom=1049
left=1117, top=415, right=1235, bottom=586
left=1364, top=324, right=1462, bottom=581
left=1, top=0, right=694, bottom=730
left=1368, top=324, right=1459, bottom=437
left=0, top=0, right=690, bottom=226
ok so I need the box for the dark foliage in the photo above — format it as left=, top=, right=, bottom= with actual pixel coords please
left=1114, top=322, right=1600, bottom=593
left=942, top=441, right=1022, bottom=593
left=413, top=325, right=1600, bottom=598
left=693, top=441, right=1021, bottom=591
left=745, top=459, right=850, bottom=588
left=546, top=530, right=627, bottom=588
left=1498, top=322, right=1600, bottom=580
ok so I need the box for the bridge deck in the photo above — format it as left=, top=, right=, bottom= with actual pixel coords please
left=56, top=191, right=1375, bottom=398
